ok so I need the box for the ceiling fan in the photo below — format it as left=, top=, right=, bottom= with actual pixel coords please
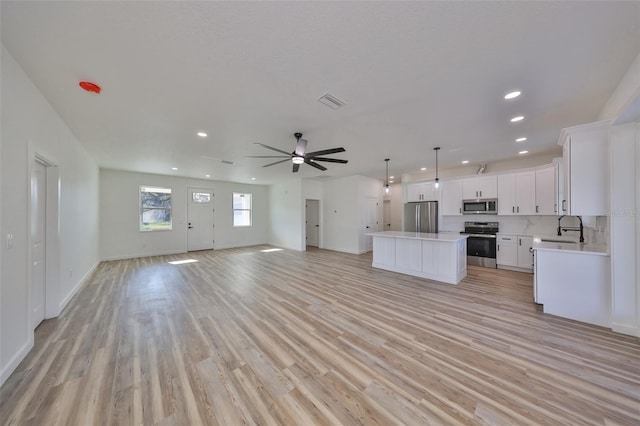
left=247, top=133, right=348, bottom=173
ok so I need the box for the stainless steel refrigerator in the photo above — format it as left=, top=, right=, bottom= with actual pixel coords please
left=403, top=201, right=438, bottom=233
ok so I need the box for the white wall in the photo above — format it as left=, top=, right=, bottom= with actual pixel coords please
left=268, top=179, right=304, bottom=251
left=1, top=46, right=100, bottom=385
left=609, top=123, right=639, bottom=336
left=100, top=169, right=269, bottom=259
left=319, top=175, right=383, bottom=254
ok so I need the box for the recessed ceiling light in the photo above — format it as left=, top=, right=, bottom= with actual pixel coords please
left=516, top=137, right=527, bottom=142
left=510, top=116, right=524, bottom=123
left=171, top=167, right=178, bottom=171
left=205, top=174, right=211, bottom=178
left=462, top=160, right=469, bottom=164
left=519, top=150, right=529, bottom=155
left=504, top=90, right=521, bottom=100
left=197, top=132, right=208, bottom=138
left=251, top=177, right=256, bottom=180
left=420, top=167, right=427, bottom=171
left=389, top=180, right=394, bottom=183
left=389, top=176, right=394, bottom=179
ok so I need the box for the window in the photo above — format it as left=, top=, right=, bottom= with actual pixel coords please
left=192, top=192, right=211, bottom=203
left=233, top=192, right=252, bottom=227
left=140, top=186, right=172, bottom=231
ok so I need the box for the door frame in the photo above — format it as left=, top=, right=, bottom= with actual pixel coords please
left=27, top=149, right=60, bottom=329
left=304, top=198, right=321, bottom=250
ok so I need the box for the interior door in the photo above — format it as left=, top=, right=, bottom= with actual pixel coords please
left=305, top=199, right=319, bottom=247
left=365, top=197, right=378, bottom=252
left=31, top=160, right=46, bottom=328
left=187, top=188, right=214, bottom=251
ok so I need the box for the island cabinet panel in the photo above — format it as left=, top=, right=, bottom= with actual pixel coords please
left=422, top=240, right=457, bottom=277
left=396, top=239, right=422, bottom=271
left=373, top=236, right=395, bottom=267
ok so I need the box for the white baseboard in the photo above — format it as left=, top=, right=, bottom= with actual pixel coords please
left=611, top=322, right=639, bottom=337
left=58, top=261, right=99, bottom=313
left=0, top=340, right=33, bottom=387
left=101, top=250, right=187, bottom=261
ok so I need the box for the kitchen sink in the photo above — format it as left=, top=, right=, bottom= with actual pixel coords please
left=540, top=239, right=579, bottom=244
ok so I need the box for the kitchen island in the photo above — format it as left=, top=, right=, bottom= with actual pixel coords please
left=367, top=231, right=468, bottom=284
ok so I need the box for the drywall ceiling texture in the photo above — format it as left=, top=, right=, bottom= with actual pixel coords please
left=1, top=1, right=639, bottom=184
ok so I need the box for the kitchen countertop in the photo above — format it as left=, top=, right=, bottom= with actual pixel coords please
left=367, top=231, right=468, bottom=242
left=531, top=235, right=609, bottom=256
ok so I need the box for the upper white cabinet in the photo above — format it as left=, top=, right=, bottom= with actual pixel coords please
left=535, top=164, right=558, bottom=215
left=462, top=175, right=497, bottom=200
left=441, top=179, right=463, bottom=215
left=559, top=121, right=609, bottom=216
left=406, top=182, right=438, bottom=202
left=497, top=171, right=536, bottom=215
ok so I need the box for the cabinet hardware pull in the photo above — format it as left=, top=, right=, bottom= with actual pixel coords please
left=536, top=205, right=539, bottom=213
left=517, top=206, right=519, bottom=213
left=512, top=206, right=515, bottom=213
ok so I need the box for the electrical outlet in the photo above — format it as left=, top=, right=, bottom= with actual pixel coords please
left=6, top=233, right=13, bottom=249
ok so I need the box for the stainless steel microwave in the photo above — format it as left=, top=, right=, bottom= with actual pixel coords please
left=462, top=199, right=498, bottom=215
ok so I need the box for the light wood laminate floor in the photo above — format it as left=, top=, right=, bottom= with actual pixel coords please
left=1, top=246, right=639, bottom=425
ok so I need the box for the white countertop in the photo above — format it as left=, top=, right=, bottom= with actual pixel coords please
left=531, top=235, right=609, bottom=256
left=367, top=231, right=468, bottom=242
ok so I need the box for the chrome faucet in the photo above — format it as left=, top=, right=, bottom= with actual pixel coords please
left=557, top=215, right=584, bottom=243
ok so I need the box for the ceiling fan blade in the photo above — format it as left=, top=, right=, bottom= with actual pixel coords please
left=305, top=159, right=327, bottom=171
left=305, top=147, right=346, bottom=157
left=262, top=159, right=291, bottom=167
left=294, top=138, right=308, bottom=156
left=293, top=163, right=300, bottom=173
left=254, top=143, right=292, bottom=156
left=309, top=157, right=348, bottom=164
left=246, top=155, right=290, bottom=158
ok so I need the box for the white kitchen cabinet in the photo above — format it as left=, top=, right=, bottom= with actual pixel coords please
left=517, top=236, right=534, bottom=270
left=535, top=249, right=610, bottom=327
left=497, top=234, right=533, bottom=272
left=496, top=234, right=518, bottom=267
left=406, top=182, right=438, bottom=202
left=535, top=164, right=558, bottom=215
left=441, top=179, right=463, bottom=215
left=462, top=175, right=497, bottom=200
left=559, top=121, right=609, bottom=216
left=497, top=171, right=536, bottom=215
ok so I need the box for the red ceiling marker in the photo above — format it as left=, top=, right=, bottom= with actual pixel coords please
left=79, top=81, right=101, bottom=94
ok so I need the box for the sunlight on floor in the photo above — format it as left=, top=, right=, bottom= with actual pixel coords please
left=260, top=248, right=283, bottom=253
left=168, top=259, right=199, bottom=265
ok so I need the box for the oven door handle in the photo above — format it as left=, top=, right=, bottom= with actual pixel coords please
left=463, top=234, right=497, bottom=238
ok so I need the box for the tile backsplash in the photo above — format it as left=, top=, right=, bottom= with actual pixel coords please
left=440, top=214, right=608, bottom=246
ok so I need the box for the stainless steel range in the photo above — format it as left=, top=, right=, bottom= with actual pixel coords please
left=460, top=221, right=499, bottom=268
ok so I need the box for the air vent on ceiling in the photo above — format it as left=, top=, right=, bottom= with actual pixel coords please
left=318, top=93, right=346, bottom=110
left=221, top=160, right=235, bottom=165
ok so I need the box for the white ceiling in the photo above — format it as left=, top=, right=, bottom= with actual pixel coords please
left=2, top=1, right=639, bottom=185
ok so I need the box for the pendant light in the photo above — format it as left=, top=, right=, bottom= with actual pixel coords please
left=384, top=158, right=390, bottom=194
left=433, top=147, right=440, bottom=189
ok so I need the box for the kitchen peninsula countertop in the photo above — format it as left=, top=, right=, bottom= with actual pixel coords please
left=531, top=235, right=609, bottom=256
left=366, top=231, right=468, bottom=242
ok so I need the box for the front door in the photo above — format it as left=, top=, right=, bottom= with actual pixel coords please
left=305, top=199, right=320, bottom=247
left=365, top=197, right=378, bottom=252
left=187, top=188, right=214, bottom=251
left=31, top=160, right=46, bottom=328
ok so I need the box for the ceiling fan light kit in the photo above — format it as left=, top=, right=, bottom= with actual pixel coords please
left=247, top=132, right=348, bottom=173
